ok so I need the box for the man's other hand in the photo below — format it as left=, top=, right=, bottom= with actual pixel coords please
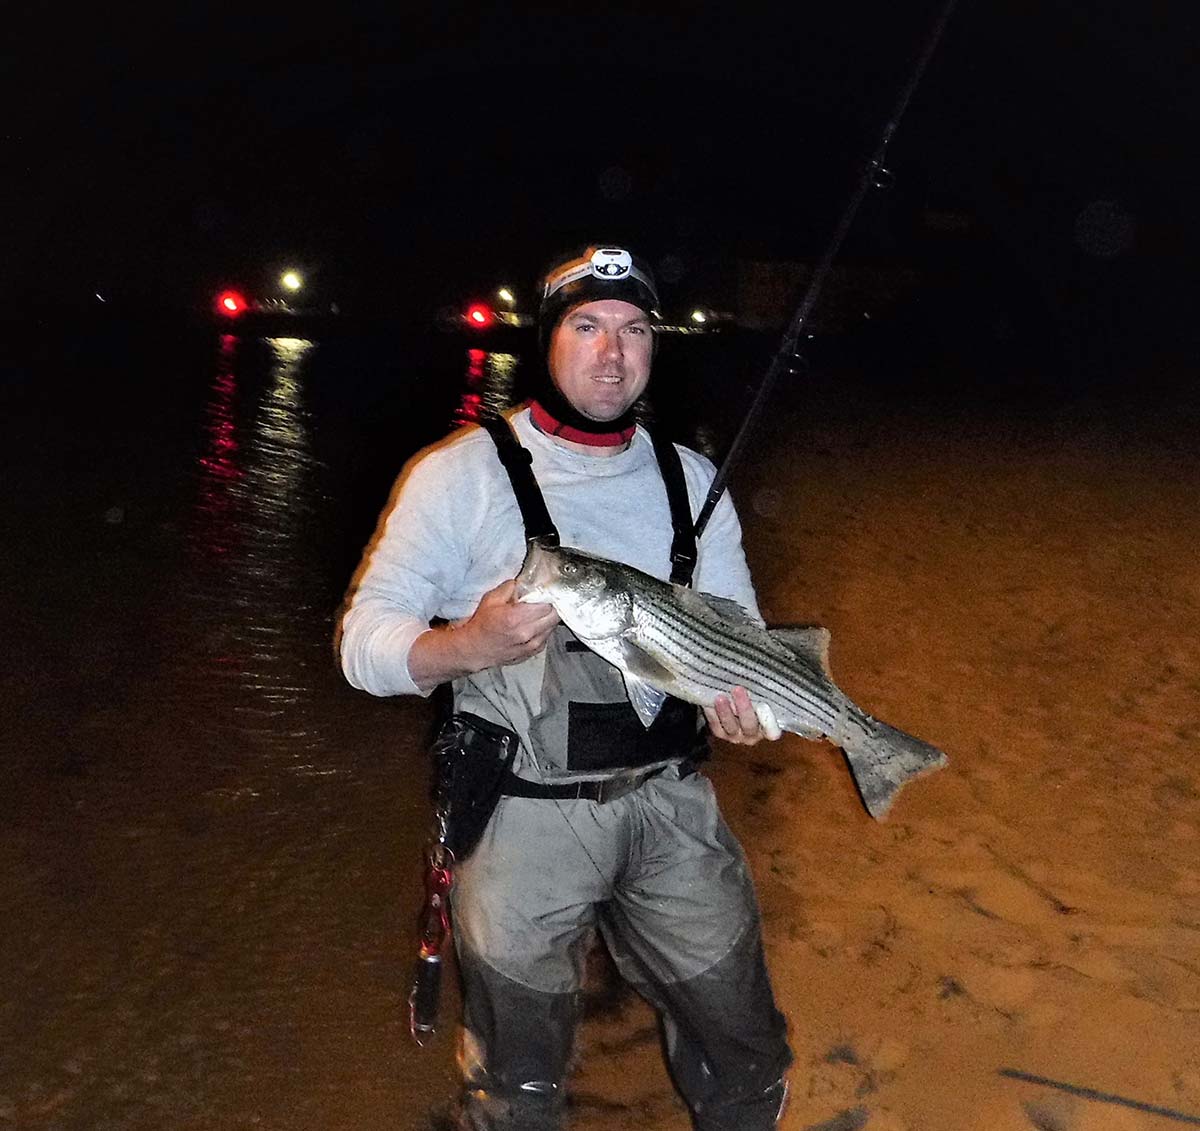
left=704, top=686, right=781, bottom=745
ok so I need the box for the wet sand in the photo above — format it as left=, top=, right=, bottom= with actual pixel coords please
left=571, top=381, right=1200, bottom=1129
left=3, top=339, right=1199, bottom=1129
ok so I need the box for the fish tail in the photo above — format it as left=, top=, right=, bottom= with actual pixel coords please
left=841, top=719, right=948, bottom=821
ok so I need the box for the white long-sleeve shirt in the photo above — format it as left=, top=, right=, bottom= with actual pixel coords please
left=338, top=407, right=759, bottom=776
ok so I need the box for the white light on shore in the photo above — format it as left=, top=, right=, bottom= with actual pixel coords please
left=690, top=309, right=707, bottom=324
left=281, top=270, right=303, bottom=292
left=497, top=287, right=515, bottom=305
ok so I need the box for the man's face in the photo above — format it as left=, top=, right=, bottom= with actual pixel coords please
left=547, top=299, right=653, bottom=423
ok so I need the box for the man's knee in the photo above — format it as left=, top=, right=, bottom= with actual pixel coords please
left=655, top=925, right=793, bottom=1121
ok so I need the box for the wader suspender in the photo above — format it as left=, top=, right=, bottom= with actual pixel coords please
left=649, top=430, right=699, bottom=587
left=478, top=413, right=698, bottom=587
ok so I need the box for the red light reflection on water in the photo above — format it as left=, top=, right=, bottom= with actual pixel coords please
left=454, top=348, right=488, bottom=425
left=453, top=349, right=519, bottom=427
left=195, top=334, right=244, bottom=556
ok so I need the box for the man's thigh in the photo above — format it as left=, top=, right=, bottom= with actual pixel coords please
left=607, top=770, right=760, bottom=982
left=451, top=794, right=623, bottom=992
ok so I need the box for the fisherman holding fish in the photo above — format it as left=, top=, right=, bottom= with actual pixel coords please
left=340, top=245, right=794, bottom=1129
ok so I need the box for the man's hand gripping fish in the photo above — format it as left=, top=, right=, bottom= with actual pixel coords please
left=515, top=542, right=947, bottom=820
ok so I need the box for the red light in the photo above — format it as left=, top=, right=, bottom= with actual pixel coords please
left=466, top=303, right=494, bottom=329
left=216, top=290, right=247, bottom=317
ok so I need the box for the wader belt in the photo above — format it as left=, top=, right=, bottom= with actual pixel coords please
left=500, top=759, right=699, bottom=803
left=478, top=413, right=697, bottom=586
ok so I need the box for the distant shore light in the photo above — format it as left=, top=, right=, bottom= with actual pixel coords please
left=216, top=290, right=248, bottom=316
left=497, top=287, right=515, bottom=305
left=467, top=303, right=495, bottom=328
left=690, top=309, right=707, bottom=324
left=281, top=271, right=303, bottom=292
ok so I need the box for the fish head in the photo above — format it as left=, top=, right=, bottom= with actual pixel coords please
left=513, top=540, right=561, bottom=603
left=514, top=542, right=633, bottom=640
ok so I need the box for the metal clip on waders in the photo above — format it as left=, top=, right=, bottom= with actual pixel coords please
left=408, top=833, right=454, bottom=1046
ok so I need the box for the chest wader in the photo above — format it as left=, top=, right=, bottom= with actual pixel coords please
left=444, top=417, right=792, bottom=1131
left=408, top=418, right=702, bottom=1045
left=486, top=414, right=708, bottom=783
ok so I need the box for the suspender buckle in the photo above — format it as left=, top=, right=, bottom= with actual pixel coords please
left=669, top=547, right=697, bottom=586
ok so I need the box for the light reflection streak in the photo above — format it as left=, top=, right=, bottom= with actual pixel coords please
left=248, top=337, right=316, bottom=528
left=454, top=349, right=519, bottom=425
left=181, top=334, right=334, bottom=771
left=194, top=334, right=244, bottom=556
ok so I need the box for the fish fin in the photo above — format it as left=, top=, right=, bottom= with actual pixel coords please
left=769, top=625, right=832, bottom=674
left=615, top=640, right=674, bottom=728
left=677, top=586, right=760, bottom=627
left=621, top=671, right=669, bottom=728
left=839, top=717, right=948, bottom=820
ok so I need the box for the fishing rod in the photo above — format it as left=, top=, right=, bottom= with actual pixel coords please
left=693, top=0, right=960, bottom=540
left=406, top=0, right=959, bottom=1048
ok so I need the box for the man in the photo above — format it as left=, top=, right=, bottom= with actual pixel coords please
left=339, top=245, right=792, bottom=1130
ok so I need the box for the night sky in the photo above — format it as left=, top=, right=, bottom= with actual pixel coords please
left=4, top=1, right=1199, bottom=350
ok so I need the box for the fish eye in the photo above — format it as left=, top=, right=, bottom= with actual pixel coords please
left=561, top=562, right=579, bottom=576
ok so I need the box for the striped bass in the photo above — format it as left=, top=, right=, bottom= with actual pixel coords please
left=514, top=542, right=947, bottom=820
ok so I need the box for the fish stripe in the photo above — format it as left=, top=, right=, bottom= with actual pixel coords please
left=629, top=583, right=842, bottom=732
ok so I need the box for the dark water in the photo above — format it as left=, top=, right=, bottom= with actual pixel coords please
left=0, top=322, right=516, bottom=1129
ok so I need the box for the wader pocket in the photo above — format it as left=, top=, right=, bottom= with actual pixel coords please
left=567, top=697, right=707, bottom=772
left=431, top=712, right=518, bottom=860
